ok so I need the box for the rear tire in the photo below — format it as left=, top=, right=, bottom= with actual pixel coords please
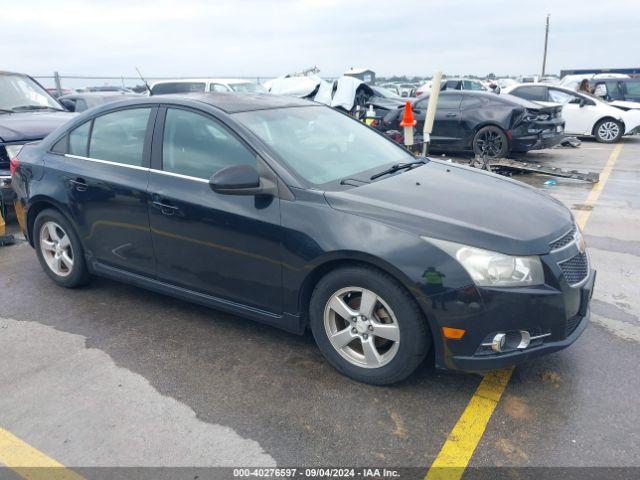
left=472, top=125, right=509, bottom=158
left=593, top=118, right=623, bottom=143
left=34, top=209, right=90, bottom=288
left=309, top=266, right=430, bottom=385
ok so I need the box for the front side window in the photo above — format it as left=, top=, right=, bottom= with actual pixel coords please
left=162, top=108, right=256, bottom=179
left=69, top=121, right=91, bottom=156
left=89, top=108, right=151, bottom=166
left=234, top=106, right=413, bottom=186
left=549, top=89, right=580, bottom=104
left=464, top=80, right=486, bottom=91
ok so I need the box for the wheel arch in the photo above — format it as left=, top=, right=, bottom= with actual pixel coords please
left=296, top=253, right=438, bottom=345
left=26, top=197, right=78, bottom=248
left=592, top=116, right=626, bottom=137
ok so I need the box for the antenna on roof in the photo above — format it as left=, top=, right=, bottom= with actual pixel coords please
left=135, top=67, right=152, bottom=95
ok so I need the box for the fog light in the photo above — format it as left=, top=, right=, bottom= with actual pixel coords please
left=488, top=330, right=531, bottom=353
left=491, top=333, right=507, bottom=353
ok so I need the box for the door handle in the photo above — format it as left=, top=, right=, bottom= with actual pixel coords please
left=69, top=178, right=88, bottom=192
left=445, top=113, right=457, bottom=118
left=152, top=200, right=179, bottom=216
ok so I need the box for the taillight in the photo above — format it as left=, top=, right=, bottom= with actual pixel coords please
left=9, top=156, right=19, bottom=176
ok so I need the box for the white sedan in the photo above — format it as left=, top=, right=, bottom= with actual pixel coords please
left=503, top=84, right=640, bottom=143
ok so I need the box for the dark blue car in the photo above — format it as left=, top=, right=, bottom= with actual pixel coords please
left=0, top=71, right=75, bottom=214
left=11, top=93, right=595, bottom=385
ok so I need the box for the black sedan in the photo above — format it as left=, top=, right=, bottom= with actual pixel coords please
left=380, top=91, right=565, bottom=158
left=12, top=94, right=593, bottom=385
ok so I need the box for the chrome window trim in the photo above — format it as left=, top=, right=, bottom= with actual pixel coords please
left=65, top=154, right=149, bottom=172
left=64, top=154, right=210, bottom=184
left=149, top=168, right=209, bottom=184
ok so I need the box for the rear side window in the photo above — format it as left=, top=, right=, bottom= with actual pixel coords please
left=162, top=108, right=255, bottom=179
left=89, top=108, right=151, bottom=166
left=69, top=121, right=91, bottom=156
left=513, top=86, right=547, bottom=101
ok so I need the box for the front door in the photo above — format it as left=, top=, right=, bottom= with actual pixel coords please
left=431, top=93, right=462, bottom=148
left=549, top=88, right=599, bottom=135
left=61, top=106, right=157, bottom=276
left=147, top=106, right=282, bottom=314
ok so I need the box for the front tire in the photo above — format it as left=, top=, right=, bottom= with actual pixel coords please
left=472, top=125, right=509, bottom=158
left=593, top=118, right=623, bottom=143
left=309, top=266, right=430, bottom=385
left=34, top=209, right=90, bottom=288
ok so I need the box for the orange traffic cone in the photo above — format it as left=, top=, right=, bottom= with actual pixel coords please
left=399, top=101, right=417, bottom=146
left=399, top=101, right=417, bottom=127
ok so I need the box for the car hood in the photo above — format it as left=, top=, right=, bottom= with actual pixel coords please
left=0, top=111, right=76, bottom=143
left=324, top=160, right=573, bottom=256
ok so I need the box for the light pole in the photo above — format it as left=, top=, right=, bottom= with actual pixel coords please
left=541, top=14, right=550, bottom=78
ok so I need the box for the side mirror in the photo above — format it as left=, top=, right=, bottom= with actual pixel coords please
left=209, top=164, right=264, bottom=195
left=59, top=99, right=75, bottom=112
left=579, top=98, right=587, bottom=107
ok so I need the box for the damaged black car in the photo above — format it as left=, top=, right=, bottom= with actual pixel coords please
left=379, top=91, right=565, bottom=158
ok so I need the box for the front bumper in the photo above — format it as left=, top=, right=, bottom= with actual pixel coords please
left=429, top=266, right=595, bottom=372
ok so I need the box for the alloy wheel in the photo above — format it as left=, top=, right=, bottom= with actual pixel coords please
left=597, top=121, right=620, bottom=142
left=39, top=221, right=74, bottom=277
left=323, top=287, right=400, bottom=368
left=476, top=130, right=505, bottom=158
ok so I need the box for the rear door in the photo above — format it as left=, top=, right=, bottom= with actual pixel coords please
left=147, top=106, right=283, bottom=313
left=60, top=106, right=157, bottom=276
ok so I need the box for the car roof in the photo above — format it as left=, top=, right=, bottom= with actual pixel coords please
left=95, top=92, right=317, bottom=114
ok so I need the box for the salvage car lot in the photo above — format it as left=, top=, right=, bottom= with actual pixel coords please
left=1, top=137, right=639, bottom=476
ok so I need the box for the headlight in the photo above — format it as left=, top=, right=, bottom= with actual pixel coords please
left=424, top=237, right=545, bottom=287
left=4, top=144, right=25, bottom=158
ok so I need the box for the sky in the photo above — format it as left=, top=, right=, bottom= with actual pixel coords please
left=1, top=0, right=638, bottom=86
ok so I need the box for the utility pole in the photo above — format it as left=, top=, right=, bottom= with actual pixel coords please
left=541, top=14, right=550, bottom=77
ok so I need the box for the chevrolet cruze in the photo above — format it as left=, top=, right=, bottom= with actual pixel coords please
left=11, top=94, right=595, bottom=385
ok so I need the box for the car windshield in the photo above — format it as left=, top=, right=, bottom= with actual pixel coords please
left=0, top=74, right=62, bottom=112
left=229, top=83, right=267, bottom=93
left=234, top=106, right=413, bottom=186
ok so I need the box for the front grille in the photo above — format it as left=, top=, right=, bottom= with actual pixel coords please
left=566, top=315, right=581, bottom=337
left=550, top=226, right=576, bottom=250
left=559, top=252, right=589, bottom=286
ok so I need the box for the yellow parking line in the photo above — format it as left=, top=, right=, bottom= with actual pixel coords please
left=575, top=142, right=623, bottom=230
left=0, top=428, right=84, bottom=480
left=424, top=142, right=624, bottom=480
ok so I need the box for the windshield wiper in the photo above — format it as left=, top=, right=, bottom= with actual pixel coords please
left=11, top=105, right=64, bottom=112
left=370, top=158, right=427, bottom=180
